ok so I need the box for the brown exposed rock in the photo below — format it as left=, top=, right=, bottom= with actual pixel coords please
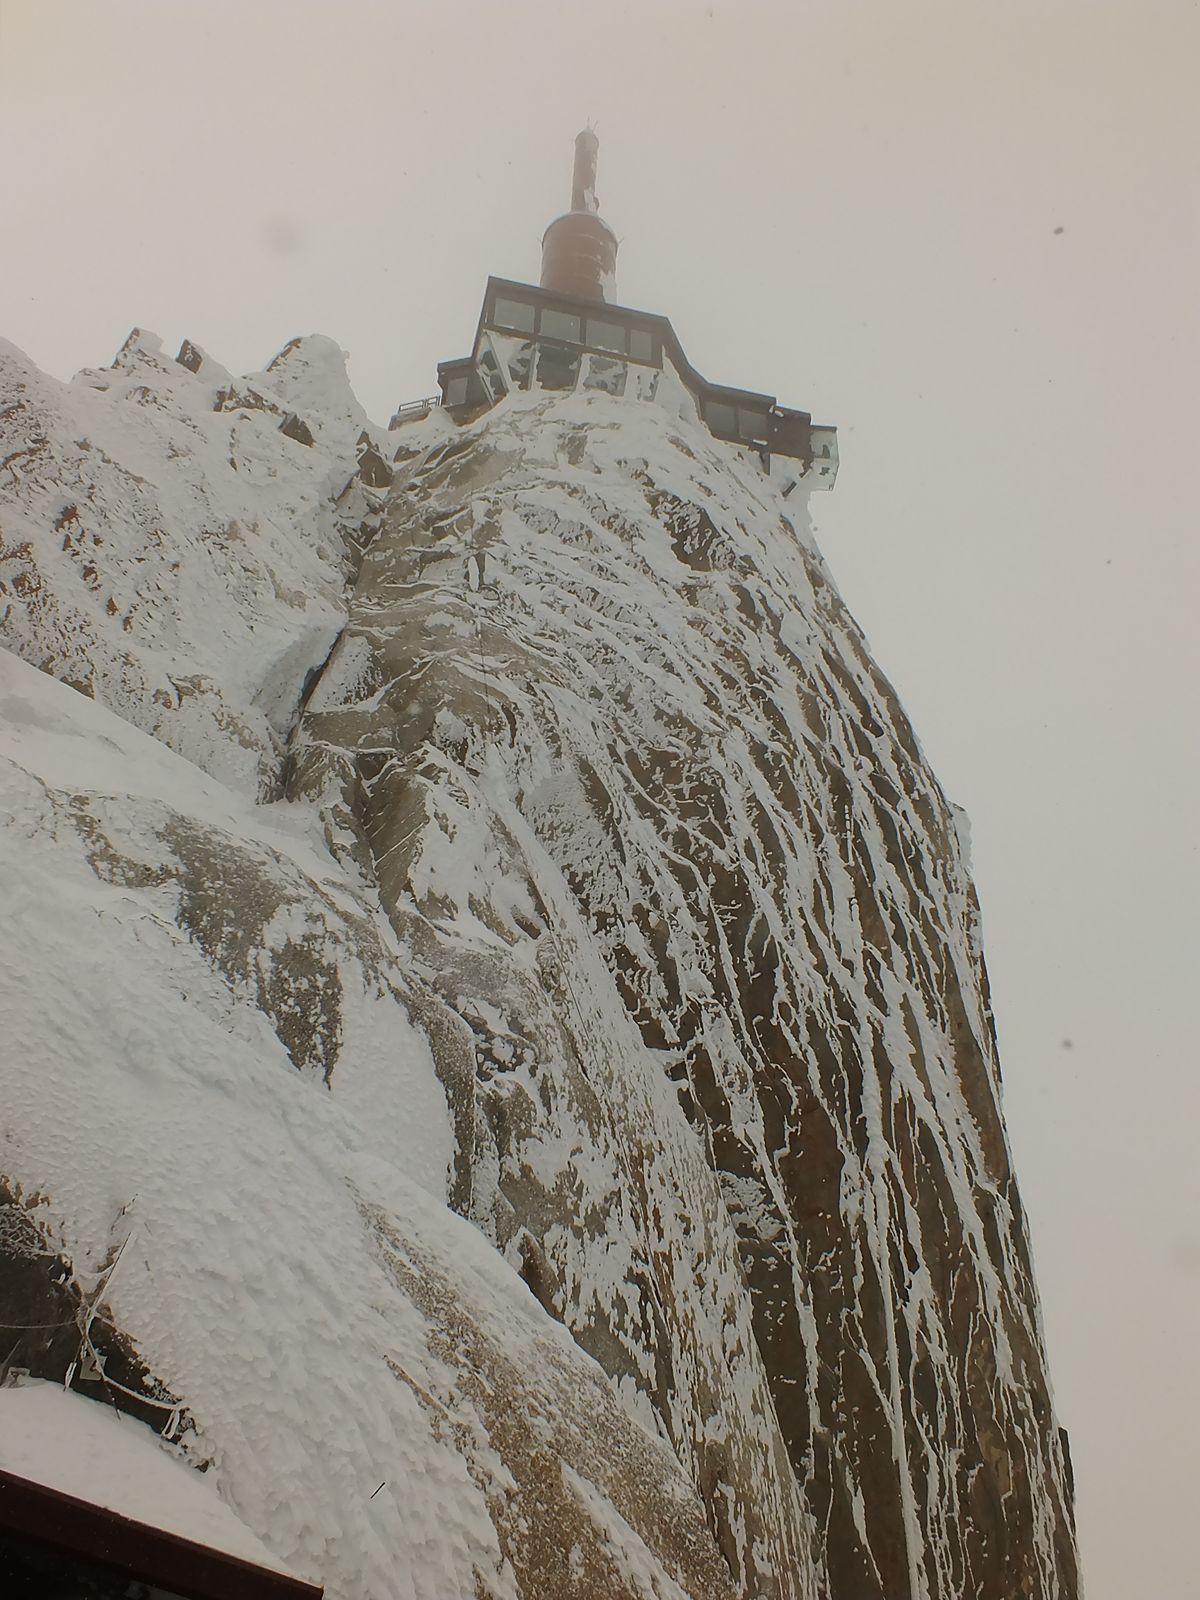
left=279, top=411, right=316, bottom=447
left=355, top=430, right=392, bottom=487
left=288, top=394, right=1078, bottom=1599
left=176, top=339, right=205, bottom=374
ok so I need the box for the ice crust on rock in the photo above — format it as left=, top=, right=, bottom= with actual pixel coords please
left=0, top=341, right=1078, bottom=1600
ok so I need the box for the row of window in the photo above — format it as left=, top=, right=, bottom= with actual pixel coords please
left=703, top=399, right=772, bottom=444
left=443, top=341, right=663, bottom=407
left=497, top=337, right=659, bottom=400
left=489, top=296, right=657, bottom=363
left=442, top=327, right=823, bottom=470
left=447, top=353, right=768, bottom=442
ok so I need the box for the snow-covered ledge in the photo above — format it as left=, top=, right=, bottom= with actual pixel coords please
left=0, top=1381, right=319, bottom=1598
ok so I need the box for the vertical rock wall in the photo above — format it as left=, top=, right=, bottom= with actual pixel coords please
left=290, top=386, right=1078, bottom=1599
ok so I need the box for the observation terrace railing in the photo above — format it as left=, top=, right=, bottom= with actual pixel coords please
left=387, top=395, right=443, bottom=430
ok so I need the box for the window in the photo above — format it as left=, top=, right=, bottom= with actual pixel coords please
left=540, top=308, right=582, bottom=343
left=738, top=408, right=769, bottom=442
left=582, top=354, right=627, bottom=396
left=705, top=401, right=737, bottom=437
left=631, top=367, right=659, bottom=402
left=628, top=327, right=655, bottom=363
left=585, top=317, right=627, bottom=353
left=536, top=344, right=581, bottom=391
left=489, top=332, right=535, bottom=390
left=444, top=374, right=469, bottom=406
left=505, top=340, right=535, bottom=390
left=478, top=344, right=506, bottom=400
left=492, top=296, right=536, bottom=334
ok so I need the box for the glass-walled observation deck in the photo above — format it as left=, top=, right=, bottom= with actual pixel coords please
left=418, top=277, right=837, bottom=490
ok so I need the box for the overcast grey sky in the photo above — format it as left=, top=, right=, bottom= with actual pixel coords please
left=4, top=3, right=1197, bottom=1594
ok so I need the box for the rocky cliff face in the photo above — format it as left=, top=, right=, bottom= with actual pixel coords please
left=0, top=335, right=1077, bottom=1600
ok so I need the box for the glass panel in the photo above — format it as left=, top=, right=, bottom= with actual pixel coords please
left=478, top=343, right=506, bottom=400
left=582, top=354, right=627, bottom=396
left=585, top=317, right=627, bottom=353
left=444, top=375, right=469, bottom=406
left=507, top=339, right=535, bottom=390
left=631, top=367, right=659, bottom=401
left=492, top=296, right=536, bottom=334
left=535, top=344, right=581, bottom=391
left=628, top=327, right=655, bottom=363
left=705, top=400, right=737, bottom=437
left=491, top=332, right=536, bottom=390
left=539, top=307, right=582, bottom=342
left=738, top=407, right=769, bottom=441
left=769, top=410, right=810, bottom=457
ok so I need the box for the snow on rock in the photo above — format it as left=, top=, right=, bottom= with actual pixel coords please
left=0, top=330, right=388, bottom=797
left=0, top=647, right=745, bottom=1600
left=291, top=384, right=1079, bottom=1599
left=0, top=336, right=1078, bottom=1600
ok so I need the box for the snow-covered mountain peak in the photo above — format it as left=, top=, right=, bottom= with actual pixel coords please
left=1, top=338, right=1077, bottom=1600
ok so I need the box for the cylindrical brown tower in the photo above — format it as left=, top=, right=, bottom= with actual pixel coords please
left=540, top=129, right=618, bottom=303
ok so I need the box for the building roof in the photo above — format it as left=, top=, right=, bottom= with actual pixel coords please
left=0, top=1469, right=323, bottom=1600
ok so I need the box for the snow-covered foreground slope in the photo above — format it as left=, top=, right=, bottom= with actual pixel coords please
left=0, top=647, right=742, bottom=1600
left=0, top=336, right=1077, bottom=1599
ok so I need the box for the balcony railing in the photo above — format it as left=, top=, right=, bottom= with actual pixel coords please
left=388, top=395, right=443, bottom=430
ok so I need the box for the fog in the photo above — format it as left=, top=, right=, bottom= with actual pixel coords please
left=4, top=4, right=1197, bottom=1594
